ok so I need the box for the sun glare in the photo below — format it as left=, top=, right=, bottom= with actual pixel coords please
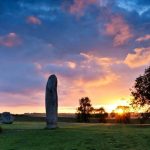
left=115, top=108, right=124, bottom=115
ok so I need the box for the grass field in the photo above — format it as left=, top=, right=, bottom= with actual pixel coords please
left=0, top=122, right=150, bottom=150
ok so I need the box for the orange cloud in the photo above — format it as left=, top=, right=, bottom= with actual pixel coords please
left=66, top=61, right=77, bottom=69
left=27, top=16, right=42, bottom=25
left=71, top=53, right=121, bottom=87
left=105, top=16, right=133, bottom=46
left=136, top=34, right=150, bottom=42
left=75, top=73, right=119, bottom=88
left=80, top=52, right=121, bottom=69
left=0, top=32, right=21, bottom=47
left=124, top=47, right=150, bottom=68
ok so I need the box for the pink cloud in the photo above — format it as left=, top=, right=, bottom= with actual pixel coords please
left=0, top=32, right=22, bottom=47
left=136, top=34, right=150, bottom=42
left=26, top=16, right=42, bottom=25
left=69, top=0, right=97, bottom=16
left=124, top=47, right=150, bottom=68
left=105, top=16, right=133, bottom=46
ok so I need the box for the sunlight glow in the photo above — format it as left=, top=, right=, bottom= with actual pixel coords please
left=115, top=108, right=124, bottom=115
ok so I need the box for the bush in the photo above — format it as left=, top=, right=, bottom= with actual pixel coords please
left=139, top=112, right=150, bottom=124
left=92, top=107, right=108, bottom=123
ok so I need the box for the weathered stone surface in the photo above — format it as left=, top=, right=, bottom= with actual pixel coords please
left=1, top=112, right=14, bottom=124
left=45, top=74, right=58, bottom=129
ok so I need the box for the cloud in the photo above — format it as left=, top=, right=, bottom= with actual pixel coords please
left=124, top=47, right=150, bottom=68
left=66, top=61, right=77, bottom=69
left=136, top=34, right=150, bottom=42
left=0, top=91, right=44, bottom=107
left=0, top=33, right=21, bottom=47
left=105, top=16, right=133, bottom=46
left=42, top=52, right=120, bottom=87
left=69, top=0, right=97, bottom=16
left=0, top=63, right=45, bottom=94
left=26, top=16, right=42, bottom=25
left=40, top=52, right=121, bottom=108
left=68, top=0, right=111, bottom=16
left=117, top=0, right=150, bottom=15
left=0, top=0, right=150, bottom=111
left=0, top=36, right=58, bottom=64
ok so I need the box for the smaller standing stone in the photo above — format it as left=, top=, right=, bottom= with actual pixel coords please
left=1, top=112, right=14, bottom=124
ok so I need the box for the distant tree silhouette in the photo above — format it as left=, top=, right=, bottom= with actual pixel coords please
left=114, top=106, right=131, bottom=123
left=110, top=110, right=115, bottom=118
left=93, top=107, right=108, bottom=123
left=76, top=97, right=93, bottom=122
left=130, top=66, right=150, bottom=123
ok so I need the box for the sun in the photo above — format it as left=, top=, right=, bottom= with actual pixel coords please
left=115, top=108, right=124, bottom=115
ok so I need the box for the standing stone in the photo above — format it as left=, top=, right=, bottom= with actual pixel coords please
left=45, top=74, right=58, bottom=129
left=1, top=112, right=14, bottom=124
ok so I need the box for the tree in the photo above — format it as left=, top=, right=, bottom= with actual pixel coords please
left=76, top=97, right=93, bottom=122
left=131, top=66, right=150, bottom=109
left=93, top=107, right=108, bottom=123
left=130, top=66, right=150, bottom=123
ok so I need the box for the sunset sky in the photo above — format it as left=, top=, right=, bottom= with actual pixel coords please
left=0, top=0, right=150, bottom=114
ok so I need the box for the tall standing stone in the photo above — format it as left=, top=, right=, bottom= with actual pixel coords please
left=45, top=74, right=58, bottom=129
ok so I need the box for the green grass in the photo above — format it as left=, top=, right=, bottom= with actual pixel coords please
left=0, top=122, right=150, bottom=150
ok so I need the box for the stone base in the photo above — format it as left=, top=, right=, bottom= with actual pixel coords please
left=45, top=124, right=58, bottom=130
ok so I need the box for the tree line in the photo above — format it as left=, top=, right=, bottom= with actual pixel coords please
left=76, top=66, right=150, bottom=123
left=76, top=97, right=131, bottom=123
